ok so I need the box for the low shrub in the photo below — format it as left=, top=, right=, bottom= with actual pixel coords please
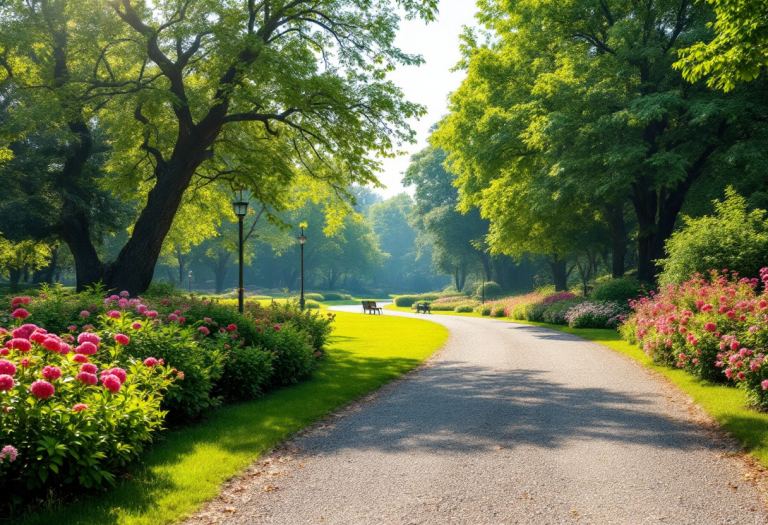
left=304, top=293, right=325, bottom=301
left=479, top=304, right=492, bottom=316
left=541, top=298, right=586, bottom=325
left=454, top=305, right=475, bottom=313
left=565, top=301, right=626, bottom=329
left=321, top=292, right=352, bottom=301
left=395, top=295, right=419, bottom=307
left=591, top=277, right=645, bottom=303
left=304, top=299, right=321, bottom=309
left=428, top=296, right=480, bottom=311
left=0, top=317, right=173, bottom=502
left=475, top=281, right=502, bottom=299
left=213, top=344, right=274, bottom=402
left=260, top=325, right=318, bottom=387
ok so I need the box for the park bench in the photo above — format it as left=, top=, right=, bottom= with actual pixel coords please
left=362, top=300, right=383, bottom=315
left=415, top=302, right=431, bottom=314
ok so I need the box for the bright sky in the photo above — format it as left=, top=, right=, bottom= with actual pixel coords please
left=372, top=0, right=479, bottom=199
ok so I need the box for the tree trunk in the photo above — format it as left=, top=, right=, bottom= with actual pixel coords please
left=549, top=256, right=568, bottom=292
left=33, top=247, right=58, bottom=284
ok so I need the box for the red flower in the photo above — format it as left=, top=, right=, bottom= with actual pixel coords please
left=76, top=372, right=98, bottom=385
left=144, top=357, right=159, bottom=367
left=0, top=375, right=14, bottom=391
left=18, top=358, right=29, bottom=367
left=227, top=324, right=238, bottom=332
left=30, top=331, right=47, bottom=344
left=107, top=310, right=121, bottom=319
left=41, top=366, right=62, bottom=380
left=81, top=363, right=98, bottom=375
left=102, top=374, right=122, bottom=393
left=274, top=325, right=281, bottom=331
left=11, top=324, right=38, bottom=340
left=114, top=334, right=130, bottom=345
left=30, top=380, right=55, bottom=399
left=108, top=368, right=127, bottom=384
left=73, top=403, right=88, bottom=412
left=75, top=342, right=98, bottom=355
left=5, top=339, right=31, bottom=352
left=198, top=326, right=210, bottom=335
left=703, top=322, right=717, bottom=332
left=42, top=337, right=61, bottom=353
left=72, top=354, right=88, bottom=363
left=11, top=308, right=29, bottom=320
left=0, top=360, right=16, bottom=376
left=77, top=332, right=101, bottom=346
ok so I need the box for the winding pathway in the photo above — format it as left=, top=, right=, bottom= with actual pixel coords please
left=189, top=306, right=768, bottom=524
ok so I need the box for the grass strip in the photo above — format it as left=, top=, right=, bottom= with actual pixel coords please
left=387, top=303, right=768, bottom=464
left=19, top=312, right=448, bottom=525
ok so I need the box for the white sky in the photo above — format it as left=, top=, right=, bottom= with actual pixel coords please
left=372, top=0, right=479, bottom=199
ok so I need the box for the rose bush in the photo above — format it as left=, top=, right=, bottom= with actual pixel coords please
left=0, top=315, right=173, bottom=503
left=621, top=269, right=768, bottom=406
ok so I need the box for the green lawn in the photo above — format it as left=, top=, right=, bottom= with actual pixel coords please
left=387, top=302, right=768, bottom=467
left=19, top=312, right=448, bottom=525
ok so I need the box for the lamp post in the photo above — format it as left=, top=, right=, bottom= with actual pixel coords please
left=482, top=272, right=485, bottom=305
left=188, top=270, right=193, bottom=294
left=232, top=191, right=249, bottom=314
left=297, top=227, right=307, bottom=310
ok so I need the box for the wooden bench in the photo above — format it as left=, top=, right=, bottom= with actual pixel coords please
left=414, top=302, right=431, bottom=314
left=362, top=300, right=383, bottom=315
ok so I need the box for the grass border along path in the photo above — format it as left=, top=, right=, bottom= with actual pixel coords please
left=20, top=311, right=448, bottom=525
left=386, top=303, right=768, bottom=467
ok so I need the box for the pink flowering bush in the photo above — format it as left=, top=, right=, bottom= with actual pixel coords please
left=622, top=269, right=768, bottom=407
left=0, top=315, right=173, bottom=501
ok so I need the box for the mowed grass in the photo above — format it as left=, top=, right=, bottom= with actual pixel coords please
left=19, top=312, right=448, bottom=525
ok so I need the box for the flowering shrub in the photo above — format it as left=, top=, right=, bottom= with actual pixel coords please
left=622, top=268, right=768, bottom=406
left=423, top=296, right=480, bottom=312
left=0, top=316, right=173, bottom=501
left=564, top=301, right=627, bottom=329
left=528, top=293, right=579, bottom=322
left=540, top=298, right=586, bottom=325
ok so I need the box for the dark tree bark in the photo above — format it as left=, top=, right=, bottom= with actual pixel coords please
left=548, top=256, right=568, bottom=292
left=33, top=247, right=59, bottom=284
left=605, top=201, right=627, bottom=278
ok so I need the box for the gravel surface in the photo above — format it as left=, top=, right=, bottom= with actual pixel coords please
left=187, top=306, right=768, bottom=525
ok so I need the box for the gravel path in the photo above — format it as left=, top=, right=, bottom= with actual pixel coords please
left=188, top=306, right=768, bottom=525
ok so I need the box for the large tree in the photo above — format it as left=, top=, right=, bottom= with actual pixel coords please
left=435, top=0, right=768, bottom=283
left=0, top=0, right=436, bottom=294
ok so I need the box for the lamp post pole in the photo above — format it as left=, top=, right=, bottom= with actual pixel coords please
left=482, top=273, right=485, bottom=305
left=232, top=192, right=249, bottom=314
left=297, top=227, right=307, bottom=310
left=188, top=271, right=192, bottom=294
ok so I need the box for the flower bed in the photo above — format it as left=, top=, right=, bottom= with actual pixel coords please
left=621, top=269, right=768, bottom=407
left=0, top=287, right=336, bottom=503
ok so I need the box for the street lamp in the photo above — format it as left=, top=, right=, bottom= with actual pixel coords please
left=232, top=190, right=249, bottom=314
left=297, top=227, right=307, bottom=310
left=188, top=270, right=193, bottom=294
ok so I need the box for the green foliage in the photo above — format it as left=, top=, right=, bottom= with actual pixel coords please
left=214, top=345, right=274, bottom=403
left=479, top=304, right=492, bottom=316
left=676, top=0, right=768, bottom=91
left=541, top=298, right=587, bottom=326
left=304, top=300, right=321, bottom=310
left=475, top=281, right=502, bottom=298
left=660, top=189, right=768, bottom=284
left=0, top=324, right=173, bottom=502
left=144, top=281, right=183, bottom=299
left=454, top=305, right=475, bottom=313
left=591, top=277, right=646, bottom=303
left=304, top=293, right=325, bottom=301
left=321, top=293, right=352, bottom=301
left=261, top=327, right=318, bottom=388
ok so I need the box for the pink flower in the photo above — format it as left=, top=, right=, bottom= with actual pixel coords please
left=725, top=369, right=734, bottom=379
left=762, top=380, right=768, bottom=390
left=168, top=314, right=178, bottom=322
left=76, top=372, right=98, bottom=385
left=118, top=298, right=129, bottom=309
left=77, top=332, right=101, bottom=346
left=204, top=317, right=212, bottom=323
left=102, top=374, right=122, bottom=393
left=718, top=305, right=729, bottom=314
left=137, top=305, right=148, bottom=314
left=692, top=358, right=699, bottom=364
left=131, top=322, right=142, bottom=330
left=11, top=324, right=37, bottom=340
left=11, top=309, right=29, bottom=320
left=730, top=341, right=740, bottom=351
left=75, top=342, right=98, bottom=355
left=59, top=343, right=72, bottom=355
left=68, top=325, right=77, bottom=331
left=30, top=380, right=55, bottom=399
left=178, top=317, right=185, bottom=323
left=5, top=339, right=31, bottom=352
left=120, top=291, right=130, bottom=298
left=42, top=337, right=61, bottom=353
left=227, top=324, right=238, bottom=332
left=41, top=366, right=62, bottom=380
left=72, top=354, right=88, bottom=363
left=198, top=326, right=210, bottom=335
left=274, top=325, right=281, bottom=331
left=737, top=371, right=746, bottom=380
left=18, top=358, right=29, bottom=368
left=174, top=310, right=182, bottom=315
left=750, top=362, right=759, bottom=371
left=0, top=349, right=7, bottom=356
left=114, top=334, right=130, bottom=345
left=147, top=311, right=158, bottom=318
left=700, top=304, right=713, bottom=312
left=107, top=310, right=121, bottom=319
left=703, top=322, right=717, bottom=332
left=0, top=360, right=16, bottom=376
left=108, top=368, right=127, bottom=384
left=81, top=363, right=98, bottom=374
left=144, top=357, right=159, bottom=367
left=80, top=310, right=90, bottom=317
left=73, top=403, right=89, bottom=412
left=29, top=331, right=47, bottom=344
left=0, top=375, right=14, bottom=391
left=162, top=299, right=170, bottom=305
left=726, top=311, right=736, bottom=318
left=0, top=445, right=18, bottom=463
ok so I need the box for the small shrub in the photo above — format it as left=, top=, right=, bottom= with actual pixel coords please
left=429, top=296, right=480, bottom=311
left=304, top=293, right=325, bottom=301
left=454, top=304, right=475, bottom=313
left=479, top=304, right=492, bottom=316
left=475, top=281, right=502, bottom=298
left=145, top=280, right=183, bottom=298
left=591, top=277, right=645, bottom=303
left=321, top=292, right=352, bottom=301
left=304, top=299, right=321, bottom=309
left=260, top=326, right=318, bottom=387
left=541, top=298, right=586, bottom=325
left=213, top=344, right=274, bottom=402
left=565, top=301, right=627, bottom=329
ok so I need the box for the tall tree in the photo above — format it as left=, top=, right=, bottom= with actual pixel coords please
left=1, top=0, right=437, bottom=294
left=435, top=0, right=768, bottom=283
